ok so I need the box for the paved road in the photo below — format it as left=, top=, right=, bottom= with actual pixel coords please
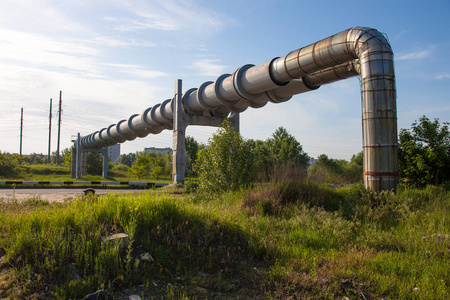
left=0, top=188, right=146, bottom=203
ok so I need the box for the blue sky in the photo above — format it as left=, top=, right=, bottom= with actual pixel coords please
left=1, top=0, right=449, bottom=160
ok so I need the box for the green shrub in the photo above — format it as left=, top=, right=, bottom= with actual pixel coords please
left=0, top=151, right=18, bottom=177
left=193, top=120, right=257, bottom=194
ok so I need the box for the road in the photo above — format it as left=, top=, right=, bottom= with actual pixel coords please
left=0, top=188, right=147, bottom=203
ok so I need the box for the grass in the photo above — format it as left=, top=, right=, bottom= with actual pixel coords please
left=0, top=178, right=449, bottom=299
left=1, top=163, right=172, bottom=184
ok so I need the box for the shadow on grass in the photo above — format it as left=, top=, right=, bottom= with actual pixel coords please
left=0, top=195, right=275, bottom=299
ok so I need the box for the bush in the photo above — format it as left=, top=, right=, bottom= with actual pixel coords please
left=243, top=164, right=341, bottom=215
left=193, top=120, right=257, bottom=194
left=113, top=164, right=130, bottom=173
left=0, top=151, right=18, bottom=177
left=399, top=115, right=450, bottom=186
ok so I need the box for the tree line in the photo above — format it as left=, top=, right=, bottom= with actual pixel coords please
left=1, top=115, right=449, bottom=190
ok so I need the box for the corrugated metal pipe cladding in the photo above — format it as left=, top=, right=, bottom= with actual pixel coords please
left=80, top=27, right=398, bottom=192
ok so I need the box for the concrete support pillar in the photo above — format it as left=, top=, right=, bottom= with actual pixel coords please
left=102, top=147, right=108, bottom=178
left=229, top=113, right=240, bottom=132
left=71, top=145, right=76, bottom=178
left=172, top=79, right=187, bottom=185
left=76, top=133, right=82, bottom=178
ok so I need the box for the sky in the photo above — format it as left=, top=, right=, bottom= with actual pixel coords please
left=1, top=0, right=449, bottom=160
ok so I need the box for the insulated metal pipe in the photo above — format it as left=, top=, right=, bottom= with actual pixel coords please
left=80, top=27, right=397, bottom=191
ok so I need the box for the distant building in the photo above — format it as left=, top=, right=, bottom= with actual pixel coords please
left=309, top=157, right=317, bottom=166
left=144, top=147, right=172, bottom=155
left=107, top=144, right=120, bottom=162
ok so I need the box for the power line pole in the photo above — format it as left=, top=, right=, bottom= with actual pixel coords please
left=56, top=91, right=62, bottom=164
left=20, top=107, right=23, bottom=155
left=48, top=98, right=52, bottom=163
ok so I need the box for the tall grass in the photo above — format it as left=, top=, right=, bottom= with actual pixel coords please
left=0, top=168, right=449, bottom=299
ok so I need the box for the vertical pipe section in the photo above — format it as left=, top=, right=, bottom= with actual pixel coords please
left=353, top=30, right=398, bottom=191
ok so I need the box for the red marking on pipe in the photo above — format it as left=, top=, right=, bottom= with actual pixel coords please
left=365, top=171, right=399, bottom=176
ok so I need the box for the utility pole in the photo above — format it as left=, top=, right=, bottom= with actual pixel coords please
left=48, top=98, right=52, bottom=163
left=20, top=107, right=23, bottom=155
left=56, top=91, right=62, bottom=164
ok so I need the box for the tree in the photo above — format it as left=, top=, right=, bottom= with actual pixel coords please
left=266, top=127, right=310, bottom=168
left=0, top=151, right=18, bottom=177
left=308, top=152, right=363, bottom=184
left=87, top=152, right=103, bottom=175
left=128, top=151, right=172, bottom=180
left=61, top=147, right=72, bottom=167
left=115, top=153, right=136, bottom=167
left=399, top=115, right=450, bottom=186
left=193, top=120, right=256, bottom=193
left=129, top=152, right=151, bottom=179
left=185, top=136, right=199, bottom=176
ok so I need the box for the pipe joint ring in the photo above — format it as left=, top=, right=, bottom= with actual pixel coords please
left=106, top=124, right=117, bottom=140
left=181, top=88, right=198, bottom=115
left=150, top=104, right=165, bottom=127
left=265, top=90, right=292, bottom=104
left=232, top=64, right=263, bottom=101
left=302, top=76, right=320, bottom=90
left=140, top=108, right=160, bottom=134
left=213, top=74, right=238, bottom=109
left=98, top=128, right=108, bottom=145
left=229, top=104, right=248, bottom=114
left=111, top=122, right=127, bottom=143
left=127, top=114, right=139, bottom=134
left=141, top=107, right=154, bottom=128
left=159, top=99, right=173, bottom=123
left=115, top=120, right=127, bottom=138
left=151, top=103, right=172, bottom=130
left=269, top=57, right=289, bottom=86
left=196, top=81, right=217, bottom=111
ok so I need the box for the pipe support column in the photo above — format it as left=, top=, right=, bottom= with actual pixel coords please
left=173, top=79, right=187, bottom=185
left=102, top=147, right=108, bottom=179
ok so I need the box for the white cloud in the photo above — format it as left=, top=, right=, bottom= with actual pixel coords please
left=397, top=46, right=434, bottom=60
left=104, top=15, right=177, bottom=31
left=436, top=74, right=450, bottom=80
left=122, top=69, right=168, bottom=79
left=0, top=29, right=101, bottom=75
left=188, top=59, right=227, bottom=77
left=108, top=0, right=228, bottom=36
left=91, top=37, right=156, bottom=48
left=0, top=62, right=166, bottom=154
left=0, top=0, right=85, bottom=32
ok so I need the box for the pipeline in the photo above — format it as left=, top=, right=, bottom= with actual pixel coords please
left=80, top=27, right=397, bottom=191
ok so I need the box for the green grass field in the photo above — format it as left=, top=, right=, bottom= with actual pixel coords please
left=1, top=163, right=171, bottom=184
left=0, top=180, right=449, bottom=299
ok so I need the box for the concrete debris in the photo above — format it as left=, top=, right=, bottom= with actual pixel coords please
left=83, top=290, right=113, bottom=300
left=101, top=233, right=130, bottom=250
left=141, top=252, right=155, bottom=262
left=422, top=234, right=450, bottom=246
left=196, top=287, right=208, bottom=294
